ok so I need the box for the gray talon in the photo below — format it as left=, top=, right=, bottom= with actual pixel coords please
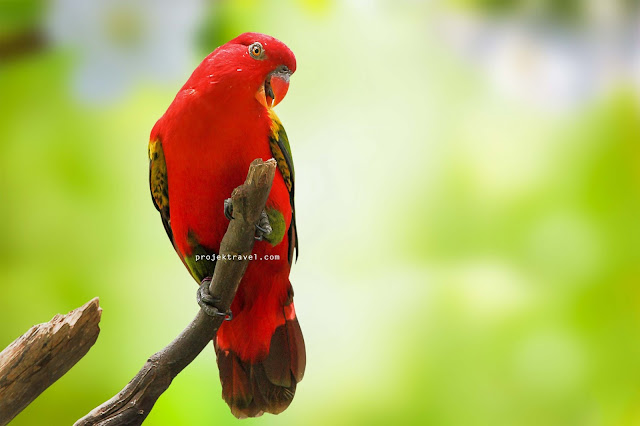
left=224, top=198, right=234, bottom=220
left=255, top=210, right=272, bottom=241
left=197, top=277, right=232, bottom=320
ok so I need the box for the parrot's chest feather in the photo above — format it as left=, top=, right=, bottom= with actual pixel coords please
left=163, top=107, right=289, bottom=260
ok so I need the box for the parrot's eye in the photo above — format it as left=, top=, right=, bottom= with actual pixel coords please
left=248, top=42, right=264, bottom=59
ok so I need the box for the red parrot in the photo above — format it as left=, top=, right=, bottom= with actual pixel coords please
left=148, top=32, right=304, bottom=418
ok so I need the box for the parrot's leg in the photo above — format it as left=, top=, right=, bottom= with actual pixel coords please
left=197, top=277, right=232, bottom=320
left=223, top=198, right=272, bottom=240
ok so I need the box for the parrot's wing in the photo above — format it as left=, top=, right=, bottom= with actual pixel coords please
left=268, top=111, right=298, bottom=264
left=149, top=137, right=173, bottom=247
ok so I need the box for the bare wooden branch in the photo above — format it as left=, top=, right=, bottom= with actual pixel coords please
left=0, top=298, right=102, bottom=426
left=75, top=158, right=277, bottom=426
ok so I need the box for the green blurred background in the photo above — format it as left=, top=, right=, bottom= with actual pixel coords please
left=1, top=0, right=640, bottom=425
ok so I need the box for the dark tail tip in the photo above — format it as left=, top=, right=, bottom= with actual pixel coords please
left=216, top=317, right=305, bottom=418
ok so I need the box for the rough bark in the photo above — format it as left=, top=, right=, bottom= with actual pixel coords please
left=74, top=158, right=277, bottom=426
left=0, top=298, right=102, bottom=425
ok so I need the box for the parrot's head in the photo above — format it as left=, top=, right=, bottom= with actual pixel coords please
left=198, top=32, right=296, bottom=110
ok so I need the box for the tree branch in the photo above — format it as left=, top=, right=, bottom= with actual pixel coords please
left=0, top=298, right=102, bottom=426
left=74, top=158, right=277, bottom=426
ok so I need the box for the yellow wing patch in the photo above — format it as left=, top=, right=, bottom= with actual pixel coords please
left=149, top=137, right=172, bottom=245
left=268, top=110, right=293, bottom=192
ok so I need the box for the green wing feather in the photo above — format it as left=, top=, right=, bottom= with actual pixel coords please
left=268, top=110, right=298, bottom=264
left=149, top=137, right=173, bottom=247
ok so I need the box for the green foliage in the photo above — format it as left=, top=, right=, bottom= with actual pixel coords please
left=446, top=0, right=639, bottom=22
left=0, top=0, right=45, bottom=41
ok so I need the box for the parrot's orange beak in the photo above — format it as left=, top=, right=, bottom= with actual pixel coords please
left=256, top=66, right=291, bottom=109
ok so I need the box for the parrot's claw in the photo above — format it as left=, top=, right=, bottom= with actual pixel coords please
left=224, top=198, right=234, bottom=221
left=254, top=210, right=272, bottom=241
left=197, top=277, right=232, bottom=320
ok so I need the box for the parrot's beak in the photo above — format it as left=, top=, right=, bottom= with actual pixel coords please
left=256, top=66, right=291, bottom=109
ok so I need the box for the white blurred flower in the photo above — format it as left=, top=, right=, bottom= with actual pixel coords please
left=47, top=0, right=204, bottom=102
left=435, top=9, right=640, bottom=111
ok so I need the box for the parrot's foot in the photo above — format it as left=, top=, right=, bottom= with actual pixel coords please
left=225, top=197, right=271, bottom=241
left=197, top=277, right=232, bottom=320
left=224, top=198, right=234, bottom=220
left=255, top=210, right=272, bottom=241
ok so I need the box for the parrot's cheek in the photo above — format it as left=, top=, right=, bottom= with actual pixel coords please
left=255, top=85, right=270, bottom=109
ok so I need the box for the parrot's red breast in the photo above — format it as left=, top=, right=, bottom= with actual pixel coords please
left=149, top=32, right=304, bottom=418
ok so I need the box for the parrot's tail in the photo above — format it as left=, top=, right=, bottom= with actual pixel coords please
left=215, top=300, right=305, bottom=418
